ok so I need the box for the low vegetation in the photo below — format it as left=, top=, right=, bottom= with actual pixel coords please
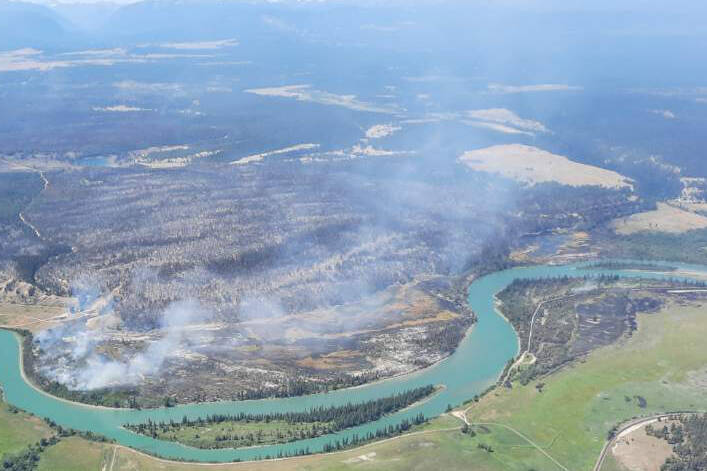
left=0, top=396, right=112, bottom=471
left=36, top=437, right=113, bottom=471
left=647, top=414, right=707, bottom=470
left=611, top=203, right=707, bottom=235
left=467, top=294, right=707, bottom=470
left=496, top=276, right=668, bottom=385
left=459, top=144, right=631, bottom=189
left=0, top=402, right=52, bottom=461
left=602, top=228, right=707, bottom=265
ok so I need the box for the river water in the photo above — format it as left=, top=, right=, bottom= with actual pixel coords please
left=0, top=260, right=702, bottom=462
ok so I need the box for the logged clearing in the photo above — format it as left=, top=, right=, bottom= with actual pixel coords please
left=459, top=144, right=631, bottom=189
left=611, top=203, right=707, bottom=234
left=465, top=108, right=548, bottom=136
left=365, top=124, right=401, bottom=139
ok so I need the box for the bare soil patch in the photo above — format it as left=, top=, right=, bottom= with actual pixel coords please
left=459, top=144, right=631, bottom=189
left=610, top=421, right=675, bottom=471
left=0, top=302, right=66, bottom=332
left=611, top=203, right=707, bottom=234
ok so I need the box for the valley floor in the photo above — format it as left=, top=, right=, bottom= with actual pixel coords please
left=5, top=281, right=705, bottom=470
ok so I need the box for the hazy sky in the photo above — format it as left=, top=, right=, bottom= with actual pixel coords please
left=20, top=0, right=707, bottom=13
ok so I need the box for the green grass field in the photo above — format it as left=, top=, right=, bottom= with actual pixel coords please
left=465, top=300, right=707, bottom=471
left=109, top=420, right=563, bottom=471
left=0, top=401, right=53, bottom=460
left=5, top=298, right=706, bottom=471
left=37, top=437, right=112, bottom=471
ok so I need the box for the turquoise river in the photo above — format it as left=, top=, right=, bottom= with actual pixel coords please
left=0, top=260, right=703, bottom=462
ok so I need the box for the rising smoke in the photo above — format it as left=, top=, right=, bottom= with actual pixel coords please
left=36, top=276, right=211, bottom=390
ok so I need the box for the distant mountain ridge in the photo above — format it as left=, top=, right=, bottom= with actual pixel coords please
left=0, top=0, right=73, bottom=49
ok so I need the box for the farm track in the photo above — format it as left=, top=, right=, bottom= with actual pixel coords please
left=451, top=411, right=569, bottom=471
left=592, top=411, right=705, bottom=471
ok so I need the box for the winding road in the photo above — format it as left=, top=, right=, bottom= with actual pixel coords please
left=592, top=411, right=705, bottom=471
left=501, top=292, right=580, bottom=385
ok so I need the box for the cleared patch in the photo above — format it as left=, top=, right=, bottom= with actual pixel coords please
left=459, top=144, right=631, bottom=189
left=464, top=108, right=549, bottom=136
left=611, top=203, right=707, bottom=234
left=244, top=85, right=400, bottom=114
left=343, top=452, right=377, bottom=463
left=610, top=420, right=675, bottom=471
left=365, top=124, right=402, bottom=139
left=230, top=144, right=319, bottom=165
left=92, top=105, right=152, bottom=113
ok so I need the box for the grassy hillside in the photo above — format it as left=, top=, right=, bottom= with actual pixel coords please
left=0, top=401, right=53, bottom=460
left=5, top=292, right=707, bottom=471
left=37, top=437, right=111, bottom=471
left=109, top=416, right=561, bottom=471
left=466, top=300, right=707, bottom=470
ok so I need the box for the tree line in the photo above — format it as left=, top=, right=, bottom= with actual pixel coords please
left=646, top=414, right=707, bottom=470
left=126, top=385, right=436, bottom=440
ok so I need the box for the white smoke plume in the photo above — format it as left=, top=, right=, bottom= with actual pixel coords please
left=36, top=279, right=210, bottom=390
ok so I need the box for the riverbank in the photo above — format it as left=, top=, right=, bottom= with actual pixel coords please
left=466, top=291, right=707, bottom=470
left=0, top=260, right=697, bottom=464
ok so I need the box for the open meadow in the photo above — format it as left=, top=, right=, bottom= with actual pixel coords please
left=17, top=290, right=705, bottom=471
left=0, top=402, right=53, bottom=459
left=465, top=299, right=707, bottom=470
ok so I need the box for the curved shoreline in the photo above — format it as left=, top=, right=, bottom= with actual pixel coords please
left=124, top=384, right=448, bottom=453
left=333, top=323, right=477, bottom=394
left=14, top=331, right=121, bottom=412
left=0, top=320, right=503, bottom=462
left=9, top=322, right=472, bottom=414
left=4, top=301, right=478, bottom=412
left=0, top=293, right=509, bottom=462
left=492, top=295, right=522, bottom=357
left=112, top=426, right=465, bottom=468
left=0, top=259, right=697, bottom=463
